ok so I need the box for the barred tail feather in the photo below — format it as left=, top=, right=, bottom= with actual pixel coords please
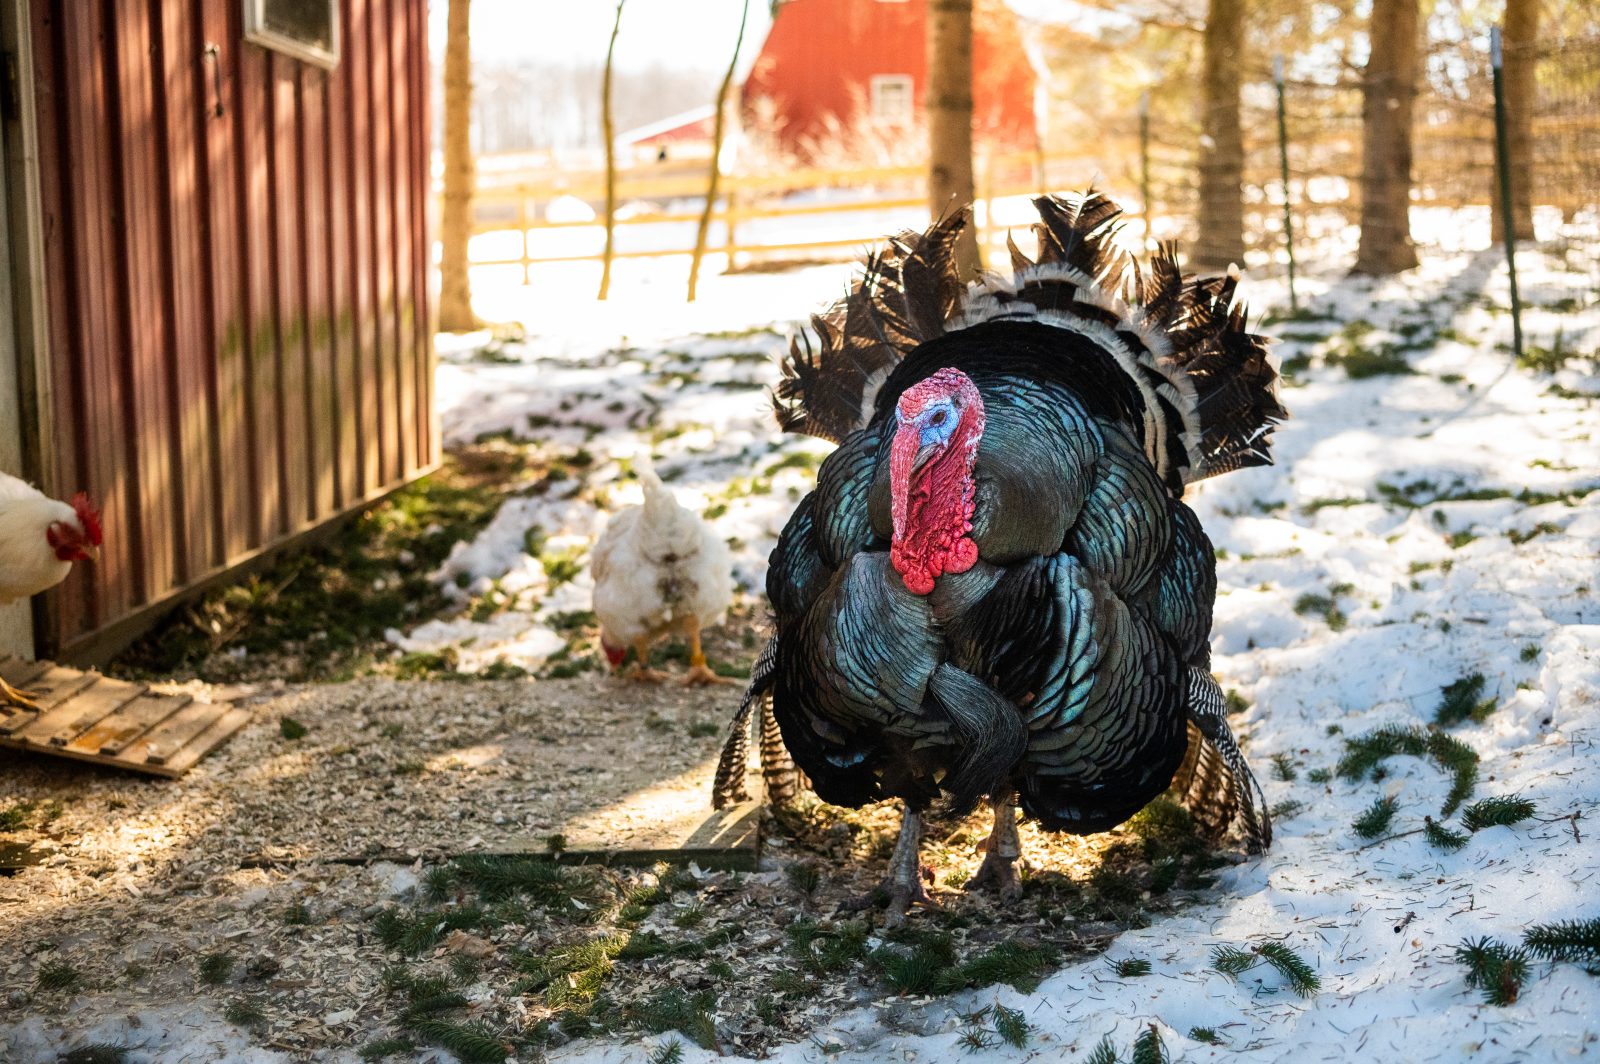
left=712, top=638, right=778, bottom=809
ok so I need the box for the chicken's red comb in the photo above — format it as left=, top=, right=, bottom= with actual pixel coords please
left=70, top=492, right=104, bottom=546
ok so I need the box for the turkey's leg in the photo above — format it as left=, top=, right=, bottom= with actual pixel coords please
left=967, top=795, right=1023, bottom=900
left=682, top=615, right=736, bottom=686
left=630, top=638, right=668, bottom=683
left=880, top=807, right=936, bottom=927
left=0, top=675, right=39, bottom=713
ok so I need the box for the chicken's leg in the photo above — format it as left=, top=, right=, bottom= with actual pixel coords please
left=630, top=638, right=669, bottom=683
left=682, top=615, right=736, bottom=686
left=0, top=674, right=40, bottom=713
left=967, top=795, right=1023, bottom=900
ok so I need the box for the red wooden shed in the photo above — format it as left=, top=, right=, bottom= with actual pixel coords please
left=741, top=0, right=1040, bottom=162
left=0, top=0, right=436, bottom=665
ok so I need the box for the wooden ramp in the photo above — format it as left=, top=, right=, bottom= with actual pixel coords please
left=0, top=657, right=251, bottom=778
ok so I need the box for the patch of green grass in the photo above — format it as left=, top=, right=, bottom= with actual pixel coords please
left=1293, top=592, right=1347, bottom=631
left=1270, top=753, right=1297, bottom=781
left=113, top=448, right=523, bottom=683
left=1508, top=522, right=1562, bottom=545
left=279, top=716, right=309, bottom=740
left=1520, top=643, right=1540, bottom=663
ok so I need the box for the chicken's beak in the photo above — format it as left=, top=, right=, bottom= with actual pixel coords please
left=82, top=545, right=100, bottom=563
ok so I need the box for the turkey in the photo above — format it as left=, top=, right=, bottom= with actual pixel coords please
left=0, top=473, right=102, bottom=710
left=714, top=192, right=1284, bottom=919
left=591, top=456, right=737, bottom=685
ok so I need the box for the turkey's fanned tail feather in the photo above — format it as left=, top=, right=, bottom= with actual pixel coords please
left=773, top=209, right=969, bottom=444
left=712, top=637, right=778, bottom=809
left=775, top=190, right=1285, bottom=489
left=1177, top=668, right=1272, bottom=852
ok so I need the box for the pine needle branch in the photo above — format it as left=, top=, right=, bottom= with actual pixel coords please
left=993, top=1004, right=1031, bottom=1048
left=1523, top=917, right=1600, bottom=965
left=1131, top=1024, right=1169, bottom=1064
left=1353, top=795, right=1399, bottom=839
left=1210, top=945, right=1257, bottom=977
left=1424, top=817, right=1469, bottom=852
left=1454, top=936, right=1529, bottom=1006
left=1462, top=795, right=1536, bottom=831
left=1256, top=941, right=1322, bottom=996
left=1086, top=1035, right=1120, bottom=1064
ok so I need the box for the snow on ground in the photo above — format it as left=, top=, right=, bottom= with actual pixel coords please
left=418, top=208, right=1599, bottom=1062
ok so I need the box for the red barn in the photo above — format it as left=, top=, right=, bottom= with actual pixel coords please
left=741, top=0, right=1040, bottom=162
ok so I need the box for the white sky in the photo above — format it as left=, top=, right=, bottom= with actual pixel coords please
left=428, top=0, right=775, bottom=71
left=427, top=0, right=1069, bottom=72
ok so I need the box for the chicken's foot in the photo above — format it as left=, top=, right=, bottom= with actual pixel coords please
left=630, top=639, right=669, bottom=683
left=683, top=616, right=737, bottom=686
left=0, top=675, right=39, bottom=713
left=967, top=796, right=1023, bottom=901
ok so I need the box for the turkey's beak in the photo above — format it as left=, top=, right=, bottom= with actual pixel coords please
left=911, top=441, right=941, bottom=473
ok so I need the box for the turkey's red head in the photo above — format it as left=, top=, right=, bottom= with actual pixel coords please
left=47, top=492, right=103, bottom=563
left=888, top=368, right=985, bottom=595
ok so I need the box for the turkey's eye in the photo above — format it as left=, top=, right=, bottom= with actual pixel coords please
left=928, top=409, right=948, bottom=428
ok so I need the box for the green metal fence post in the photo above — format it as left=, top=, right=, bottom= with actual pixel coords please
left=1274, top=55, right=1298, bottom=312
left=1491, top=26, right=1525, bottom=362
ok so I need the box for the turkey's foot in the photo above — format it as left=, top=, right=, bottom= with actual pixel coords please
left=683, top=662, right=737, bottom=686
left=843, top=808, right=938, bottom=926
left=0, top=676, right=39, bottom=713
left=967, top=797, right=1023, bottom=901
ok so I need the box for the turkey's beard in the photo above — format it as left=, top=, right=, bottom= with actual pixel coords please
left=888, top=413, right=983, bottom=596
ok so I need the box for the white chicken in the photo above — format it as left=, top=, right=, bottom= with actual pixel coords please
left=0, top=472, right=102, bottom=708
left=590, top=456, right=735, bottom=685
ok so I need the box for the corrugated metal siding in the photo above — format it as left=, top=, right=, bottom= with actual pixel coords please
left=27, top=0, right=436, bottom=662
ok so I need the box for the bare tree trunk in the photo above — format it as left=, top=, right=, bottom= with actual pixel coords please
left=928, top=0, right=980, bottom=279
left=1194, top=0, right=1245, bottom=272
left=1493, top=0, right=1538, bottom=243
left=1352, top=0, right=1420, bottom=275
left=437, top=0, right=476, bottom=332
left=598, top=0, right=625, bottom=301
left=688, top=0, right=749, bottom=303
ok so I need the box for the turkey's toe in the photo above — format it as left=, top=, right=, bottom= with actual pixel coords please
left=966, top=852, right=1022, bottom=901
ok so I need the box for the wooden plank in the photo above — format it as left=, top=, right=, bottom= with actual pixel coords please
left=324, top=39, right=359, bottom=510
left=0, top=657, right=51, bottom=688
left=406, top=0, right=435, bottom=470
left=112, top=0, right=179, bottom=605
left=298, top=67, right=336, bottom=522
left=271, top=55, right=310, bottom=533
left=7, top=665, right=98, bottom=716
left=13, top=675, right=147, bottom=746
left=201, top=0, right=256, bottom=562
left=531, top=793, right=763, bottom=872
left=236, top=9, right=283, bottom=543
left=141, top=704, right=252, bottom=775
left=156, top=0, right=221, bottom=580
left=117, top=697, right=228, bottom=767
left=343, top=0, right=380, bottom=499
left=366, top=0, right=397, bottom=488
left=65, top=693, right=190, bottom=757
left=386, top=0, right=418, bottom=479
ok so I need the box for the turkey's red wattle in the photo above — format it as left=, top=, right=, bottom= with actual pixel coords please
left=888, top=374, right=985, bottom=595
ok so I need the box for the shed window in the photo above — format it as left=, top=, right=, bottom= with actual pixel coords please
left=244, top=0, right=340, bottom=69
left=870, top=75, right=913, bottom=122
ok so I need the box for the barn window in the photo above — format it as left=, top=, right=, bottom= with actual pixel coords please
left=244, top=0, right=340, bottom=69
left=870, top=75, right=913, bottom=122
